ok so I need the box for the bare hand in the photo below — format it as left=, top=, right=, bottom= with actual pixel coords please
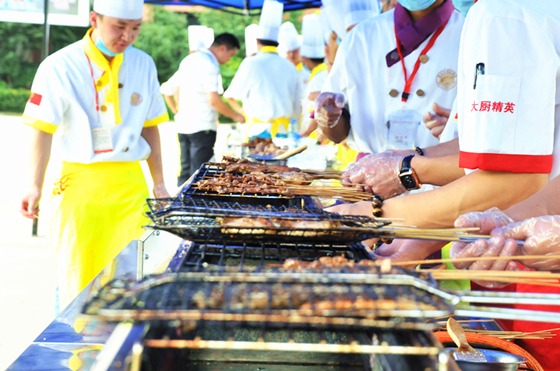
left=235, top=114, right=246, bottom=124
left=20, top=187, right=41, bottom=219
left=375, top=239, right=447, bottom=267
left=153, top=183, right=171, bottom=199
left=423, top=103, right=451, bottom=139
left=326, top=201, right=373, bottom=218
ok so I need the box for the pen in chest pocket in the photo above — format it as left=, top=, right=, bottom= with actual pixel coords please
left=473, top=63, right=485, bottom=89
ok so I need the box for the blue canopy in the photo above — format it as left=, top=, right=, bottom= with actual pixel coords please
left=145, top=0, right=322, bottom=15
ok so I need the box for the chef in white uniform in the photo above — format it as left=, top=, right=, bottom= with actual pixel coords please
left=224, top=0, right=301, bottom=139
left=279, top=21, right=310, bottom=89
left=161, top=25, right=215, bottom=113
left=19, top=0, right=169, bottom=310
left=318, top=0, right=464, bottom=155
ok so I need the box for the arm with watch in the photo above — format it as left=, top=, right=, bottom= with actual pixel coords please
left=343, top=138, right=465, bottom=199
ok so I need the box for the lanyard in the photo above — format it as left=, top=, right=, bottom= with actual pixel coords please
left=85, top=54, right=101, bottom=112
left=394, top=20, right=448, bottom=102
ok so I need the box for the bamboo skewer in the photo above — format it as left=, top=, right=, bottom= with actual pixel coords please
left=391, top=254, right=560, bottom=268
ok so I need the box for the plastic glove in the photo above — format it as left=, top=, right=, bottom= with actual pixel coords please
left=375, top=239, right=447, bottom=268
left=495, top=216, right=560, bottom=271
left=450, top=207, right=517, bottom=288
left=315, top=92, right=345, bottom=129
left=342, top=152, right=406, bottom=199
left=423, top=103, right=451, bottom=139
left=449, top=236, right=520, bottom=288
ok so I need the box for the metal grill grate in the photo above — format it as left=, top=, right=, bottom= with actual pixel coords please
left=181, top=163, right=302, bottom=206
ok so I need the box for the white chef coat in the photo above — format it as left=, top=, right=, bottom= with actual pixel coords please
left=302, top=65, right=328, bottom=129
left=224, top=49, right=301, bottom=122
left=323, top=9, right=464, bottom=154
left=457, top=0, right=560, bottom=179
left=160, top=70, right=179, bottom=96
left=439, top=97, right=458, bottom=143
left=298, top=63, right=311, bottom=89
left=173, top=48, right=223, bottom=135
left=23, top=29, right=169, bottom=164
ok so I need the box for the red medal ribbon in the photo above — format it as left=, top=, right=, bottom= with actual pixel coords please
left=85, top=54, right=103, bottom=112
left=394, top=20, right=449, bottom=102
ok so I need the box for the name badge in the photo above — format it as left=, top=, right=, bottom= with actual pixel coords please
left=387, top=108, right=421, bottom=150
left=92, top=127, right=113, bottom=154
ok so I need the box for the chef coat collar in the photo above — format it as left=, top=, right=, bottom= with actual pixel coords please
left=83, top=28, right=124, bottom=125
left=386, top=0, right=455, bottom=68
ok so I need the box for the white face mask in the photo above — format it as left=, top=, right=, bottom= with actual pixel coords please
left=398, top=0, right=438, bottom=11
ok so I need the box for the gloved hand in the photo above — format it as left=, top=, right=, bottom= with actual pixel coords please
left=495, top=216, right=560, bottom=271
left=342, top=152, right=406, bottom=199
left=315, top=92, right=345, bottom=129
left=375, top=239, right=447, bottom=268
left=450, top=208, right=517, bottom=288
left=423, top=103, right=451, bottom=139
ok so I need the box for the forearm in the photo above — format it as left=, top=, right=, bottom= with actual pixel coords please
left=29, top=128, right=53, bottom=190
left=412, top=154, right=465, bottom=186
left=505, top=174, right=560, bottom=221
left=422, top=138, right=459, bottom=158
left=320, top=114, right=350, bottom=144
left=209, top=94, right=240, bottom=120
left=163, top=95, right=178, bottom=115
left=173, top=86, right=180, bottom=106
left=141, top=126, right=165, bottom=185
left=226, top=98, right=244, bottom=115
left=382, top=171, right=548, bottom=228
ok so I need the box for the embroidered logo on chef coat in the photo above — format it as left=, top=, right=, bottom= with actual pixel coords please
left=53, top=174, right=72, bottom=195
left=130, top=92, right=143, bottom=106
left=436, top=69, right=457, bottom=90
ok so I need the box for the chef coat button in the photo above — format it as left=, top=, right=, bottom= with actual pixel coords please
left=390, top=51, right=399, bottom=61
left=419, top=54, right=429, bottom=64
left=124, top=147, right=129, bottom=152
left=389, top=89, right=399, bottom=98
left=118, top=83, right=124, bottom=89
left=101, top=105, right=107, bottom=112
left=96, top=80, right=102, bottom=87
left=416, top=89, right=426, bottom=97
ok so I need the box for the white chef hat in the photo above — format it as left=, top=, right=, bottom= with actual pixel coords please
left=301, top=14, right=325, bottom=59
left=321, top=0, right=347, bottom=40
left=245, top=24, right=260, bottom=56
left=258, top=0, right=284, bottom=42
left=93, top=0, right=144, bottom=20
left=344, top=0, right=380, bottom=30
left=188, top=25, right=209, bottom=52
left=203, top=27, right=215, bottom=48
left=278, top=22, right=301, bottom=53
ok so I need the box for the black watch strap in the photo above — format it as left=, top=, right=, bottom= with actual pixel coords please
left=400, top=154, right=415, bottom=173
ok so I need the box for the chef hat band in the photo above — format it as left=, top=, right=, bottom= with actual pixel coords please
left=93, top=0, right=144, bottom=20
left=301, top=14, right=325, bottom=59
left=258, top=0, right=284, bottom=42
left=344, top=0, right=380, bottom=30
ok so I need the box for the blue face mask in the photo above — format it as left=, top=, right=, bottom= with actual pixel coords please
left=452, top=0, right=476, bottom=17
left=95, top=35, right=131, bottom=57
left=398, top=0, right=438, bottom=11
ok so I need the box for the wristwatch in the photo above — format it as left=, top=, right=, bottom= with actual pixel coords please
left=399, top=155, right=422, bottom=190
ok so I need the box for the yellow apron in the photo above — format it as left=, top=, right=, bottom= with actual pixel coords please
left=51, top=161, right=149, bottom=310
left=246, top=117, right=291, bottom=139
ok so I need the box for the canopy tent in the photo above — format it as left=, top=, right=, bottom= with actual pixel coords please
left=145, top=0, right=322, bottom=16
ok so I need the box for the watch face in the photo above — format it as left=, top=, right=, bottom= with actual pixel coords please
left=401, top=175, right=417, bottom=190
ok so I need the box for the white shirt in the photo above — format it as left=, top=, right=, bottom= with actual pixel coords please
left=323, top=9, right=464, bottom=154
left=23, top=33, right=168, bottom=164
left=174, top=48, right=223, bottom=135
left=160, top=70, right=179, bottom=96
left=303, top=67, right=328, bottom=115
left=224, top=50, right=301, bottom=122
left=457, top=0, right=560, bottom=179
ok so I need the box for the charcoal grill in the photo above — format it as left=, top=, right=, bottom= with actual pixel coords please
left=181, top=163, right=304, bottom=207
left=145, top=199, right=390, bottom=245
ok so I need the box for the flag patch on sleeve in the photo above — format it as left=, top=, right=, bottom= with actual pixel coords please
left=29, top=93, right=42, bottom=106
